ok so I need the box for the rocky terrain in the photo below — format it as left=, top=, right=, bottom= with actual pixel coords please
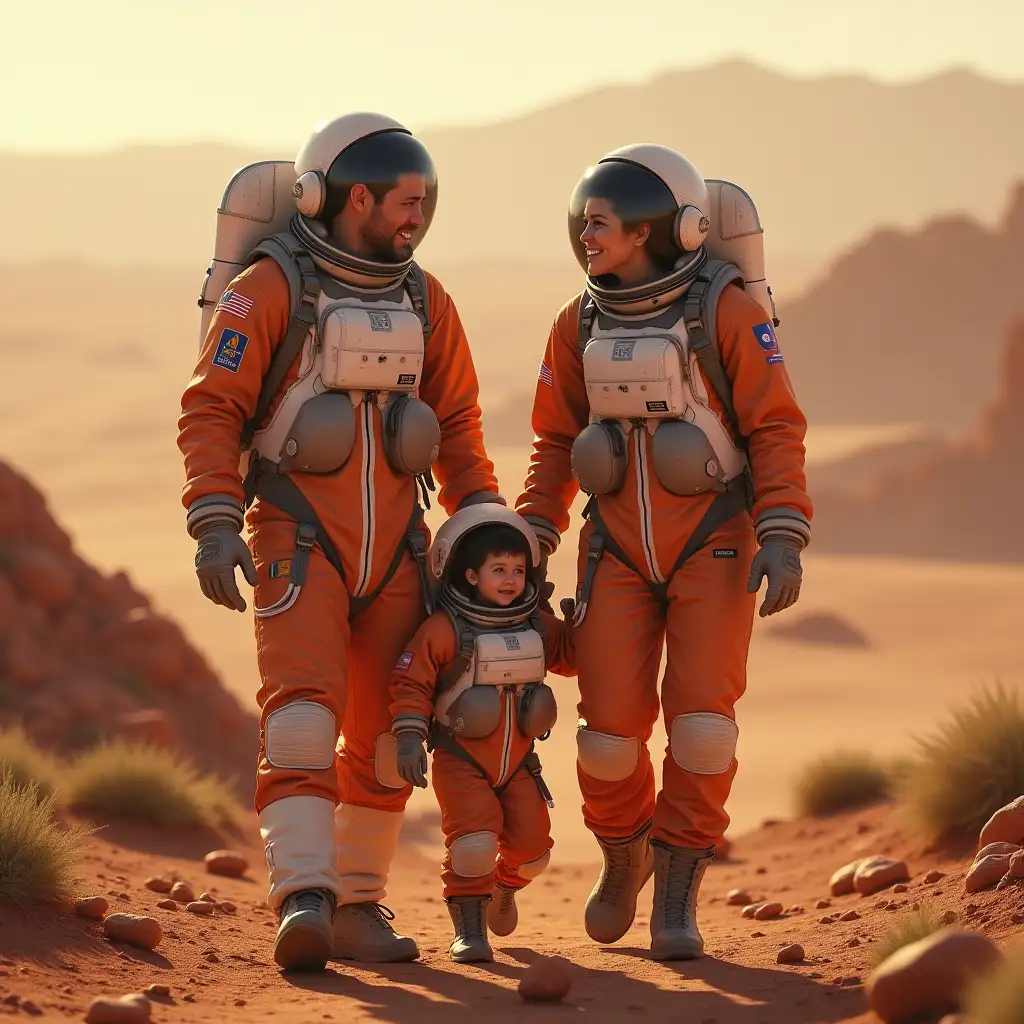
left=0, top=460, right=257, bottom=790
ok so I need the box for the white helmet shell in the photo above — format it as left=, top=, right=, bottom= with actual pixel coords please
left=601, top=143, right=711, bottom=252
left=429, top=503, right=541, bottom=583
left=292, top=112, right=410, bottom=218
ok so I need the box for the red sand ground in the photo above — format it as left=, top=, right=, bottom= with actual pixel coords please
left=1, top=803, right=1022, bottom=1023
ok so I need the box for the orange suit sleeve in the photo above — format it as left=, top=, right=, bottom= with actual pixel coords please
left=715, top=284, right=813, bottom=547
left=537, top=609, right=576, bottom=678
left=514, top=295, right=590, bottom=552
left=418, top=272, right=500, bottom=514
left=177, top=258, right=291, bottom=519
left=388, top=612, right=458, bottom=735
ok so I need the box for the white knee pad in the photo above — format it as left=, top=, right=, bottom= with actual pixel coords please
left=449, top=831, right=499, bottom=877
left=670, top=712, right=738, bottom=774
left=576, top=725, right=641, bottom=782
left=518, top=849, right=550, bottom=880
left=265, top=701, right=336, bottom=770
left=373, top=733, right=405, bottom=790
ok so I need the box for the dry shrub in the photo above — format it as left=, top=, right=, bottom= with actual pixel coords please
left=66, top=740, right=241, bottom=829
left=964, top=942, right=1024, bottom=1024
left=898, top=681, right=1024, bottom=841
left=869, top=906, right=953, bottom=968
left=794, top=748, right=892, bottom=817
left=0, top=725, right=64, bottom=799
left=0, top=769, right=85, bottom=906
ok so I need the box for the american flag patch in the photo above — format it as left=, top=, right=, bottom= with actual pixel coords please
left=215, top=290, right=254, bottom=319
left=538, top=362, right=554, bottom=387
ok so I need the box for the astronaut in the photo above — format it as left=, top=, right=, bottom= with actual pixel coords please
left=515, top=145, right=812, bottom=959
left=178, top=113, right=502, bottom=971
left=387, top=504, right=575, bottom=963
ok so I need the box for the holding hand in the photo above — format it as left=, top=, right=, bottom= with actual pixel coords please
left=395, top=729, right=428, bottom=788
left=195, top=522, right=257, bottom=612
left=746, top=536, right=803, bottom=618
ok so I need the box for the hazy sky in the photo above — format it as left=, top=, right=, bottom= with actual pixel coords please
left=4, top=0, right=1021, bottom=153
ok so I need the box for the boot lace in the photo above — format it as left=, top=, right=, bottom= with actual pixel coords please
left=496, top=885, right=517, bottom=915
left=455, top=898, right=487, bottom=941
left=598, top=842, right=637, bottom=904
left=287, top=889, right=333, bottom=916
left=351, top=902, right=399, bottom=936
left=662, top=854, right=699, bottom=929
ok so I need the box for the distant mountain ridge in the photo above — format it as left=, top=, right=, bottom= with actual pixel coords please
left=1, top=60, right=1022, bottom=279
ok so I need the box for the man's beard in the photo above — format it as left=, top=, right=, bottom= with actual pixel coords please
left=360, top=208, right=414, bottom=263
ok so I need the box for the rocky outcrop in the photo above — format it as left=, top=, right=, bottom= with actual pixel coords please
left=0, top=460, right=257, bottom=790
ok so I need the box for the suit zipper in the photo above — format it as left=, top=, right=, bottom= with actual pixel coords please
left=496, top=687, right=515, bottom=785
left=353, top=396, right=376, bottom=596
left=634, top=424, right=664, bottom=583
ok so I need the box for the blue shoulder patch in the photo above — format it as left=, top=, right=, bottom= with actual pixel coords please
left=212, top=328, right=249, bottom=372
left=753, top=322, right=784, bottom=363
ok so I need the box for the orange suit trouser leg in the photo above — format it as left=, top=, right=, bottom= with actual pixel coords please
left=337, top=549, right=428, bottom=812
left=252, top=518, right=351, bottom=813
left=433, top=752, right=553, bottom=899
left=574, top=529, right=666, bottom=842
left=655, top=516, right=756, bottom=848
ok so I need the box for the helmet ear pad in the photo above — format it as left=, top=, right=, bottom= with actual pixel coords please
left=675, top=204, right=710, bottom=252
left=292, top=170, right=326, bottom=218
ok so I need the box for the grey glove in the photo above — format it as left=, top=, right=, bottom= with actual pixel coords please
left=195, top=521, right=257, bottom=613
left=746, top=536, right=803, bottom=618
left=395, top=729, right=428, bottom=788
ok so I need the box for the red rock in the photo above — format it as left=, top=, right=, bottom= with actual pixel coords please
left=839, top=910, right=861, bottom=921
left=75, top=896, right=109, bottom=920
left=155, top=900, right=178, bottom=912
left=84, top=993, right=151, bottom=1023
left=853, top=857, right=910, bottom=895
left=169, top=882, right=195, bottom=904
left=866, top=929, right=1004, bottom=1023
left=518, top=956, right=573, bottom=1002
left=976, top=841, right=1021, bottom=860
left=815, top=899, right=831, bottom=909
left=923, top=870, right=945, bottom=884
left=102, top=914, right=161, bottom=951
left=199, top=893, right=217, bottom=903
left=216, top=902, right=237, bottom=914
left=144, top=877, right=173, bottom=894
left=186, top=901, right=215, bottom=916
left=777, top=943, right=804, bottom=963
left=830, top=859, right=867, bottom=896
left=204, top=850, right=248, bottom=878
left=742, top=903, right=767, bottom=918
left=754, top=902, right=783, bottom=920
left=117, top=710, right=176, bottom=750
left=726, top=889, right=752, bottom=906
left=143, top=985, right=169, bottom=998
left=965, top=853, right=1013, bottom=893
left=1008, top=850, right=1024, bottom=879
left=978, top=796, right=1024, bottom=849
left=11, top=547, right=76, bottom=609
left=892, top=883, right=909, bottom=893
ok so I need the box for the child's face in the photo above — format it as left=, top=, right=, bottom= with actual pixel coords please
left=466, top=552, right=527, bottom=606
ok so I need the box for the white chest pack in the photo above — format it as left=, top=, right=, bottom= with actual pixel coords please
left=572, top=310, right=747, bottom=498
left=434, top=628, right=546, bottom=726
left=250, top=288, right=440, bottom=478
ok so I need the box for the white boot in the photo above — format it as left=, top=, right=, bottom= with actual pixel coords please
left=331, top=803, right=419, bottom=962
left=259, top=796, right=342, bottom=971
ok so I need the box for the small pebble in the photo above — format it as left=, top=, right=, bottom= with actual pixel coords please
left=199, top=893, right=217, bottom=904
left=155, top=900, right=178, bottom=912
left=169, top=882, right=195, bottom=904
left=839, top=910, right=861, bottom=922
left=204, top=850, right=249, bottom=878
left=143, top=984, right=170, bottom=997
left=848, top=937, right=861, bottom=947
left=217, top=901, right=237, bottom=914
left=84, top=993, right=151, bottom=1023
left=923, top=870, right=945, bottom=884
left=518, top=956, right=573, bottom=1003
left=726, top=889, right=752, bottom=906
left=893, top=883, right=909, bottom=893
left=754, top=902, right=784, bottom=921
left=777, top=943, right=804, bottom=963
left=102, top=914, right=162, bottom=951
left=750, top=931, right=766, bottom=938
left=186, top=901, right=215, bottom=916
left=76, top=896, right=109, bottom=921
left=144, top=878, right=173, bottom=894
left=815, top=899, right=831, bottom=910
